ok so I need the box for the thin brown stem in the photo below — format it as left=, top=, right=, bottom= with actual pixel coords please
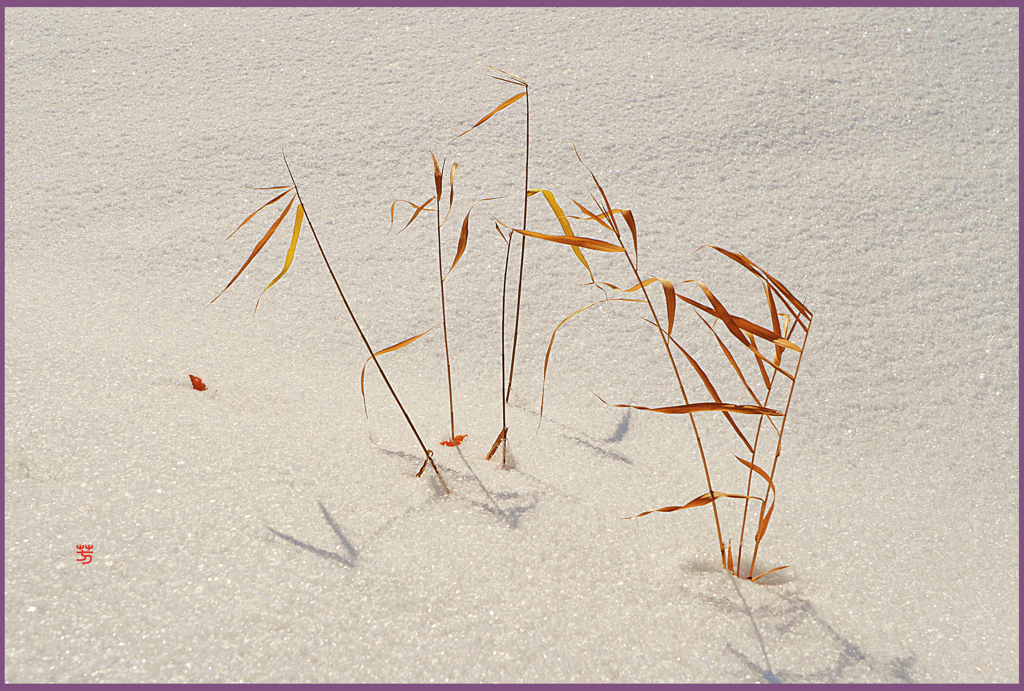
left=505, top=88, right=530, bottom=404
left=747, top=315, right=812, bottom=578
left=622, top=247, right=726, bottom=567
left=281, top=154, right=447, bottom=493
left=437, top=169, right=456, bottom=443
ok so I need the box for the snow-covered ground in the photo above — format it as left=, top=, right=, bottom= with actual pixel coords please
left=4, top=7, right=1018, bottom=683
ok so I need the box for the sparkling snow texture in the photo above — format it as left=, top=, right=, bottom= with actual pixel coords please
left=4, top=6, right=1018, bottom=683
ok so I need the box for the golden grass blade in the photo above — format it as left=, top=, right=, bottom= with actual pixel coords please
left=674, top=290, right=801, bottom=353
left=755, top=497, right=776, bottom=542
left=444, top=197, right=502, bottom=280
left=390, top=197, right=437, bottom=234
left=734, top=455, right=776, bottom=497
left=700, top=245, right=811, bottom=319
left=596, top=395, right=783, bottom=417
left=623, top=491, right=756, bottom=519
left=693, top=311, right=764, bottom=405
left=642, top=318, right=754, bottom=453
left=430, top=152, right=443, bottom=203
left=749, top=565, right=789, bottom=582
left=733, top=455, right=777, bottom=543
left=451, top=91, right=527, bottom=142
left=569, top=197, right=615, bottom=233
left=727, top=542, right=735, bottom=574
left=448, top=161, right=459, bottom=214
left=211, top=196, right=295, bottom=305
left=659, top=278, right=676, bottom=337
left=255, top=203, right=304, bottom=313
left=567, top=205, right=637, bottom=261
left=596, top=278, right=660, bottom=293
left=510, top=226, right=624, bottom=253
left=765, top=282, right=784, bottom=366
left=572, top=144, right=618, bottom=237
left=360, top=324, right=442, bottom=416
left=226, top=188, right=294, bottom=240
left=248, top=185, right=293, bottom=190
left=527, top=188, right=594, bottom=282
left=540, top=298, right=645, bottom=419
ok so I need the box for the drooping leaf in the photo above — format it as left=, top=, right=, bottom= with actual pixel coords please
left=510, top=226, right=625, bottom=253
left=390, top=196, right=437, bottom=234
left=445, top=197, right=502, bottom=280
left=360, top=324, right=442, bottom=416
left=451, top=91, right=527, bottom=142
left=596, top=395, right=783, bottom=417
left=211, top=196, right=296, bottom=305
left=699, top=245, right=811, bottom=319
left=622, top=491, right=756, bottom=519
left=643, top=318, right=754, bottom=453
left=527, top=188, right=595, bottom=282
left=254, top=203, right=305, bottom=313
left=540, top=298, right=645, bottom=419
left=487, top=65, right=527, bottom=87
left=226, top=187, right=294, bottom=240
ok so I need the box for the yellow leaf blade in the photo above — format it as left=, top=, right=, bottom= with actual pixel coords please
left=255, top=203, right=304, bottom=312
left=211, top=195, right=296, bottom=305
left=527, top=188, right=594, bottom=282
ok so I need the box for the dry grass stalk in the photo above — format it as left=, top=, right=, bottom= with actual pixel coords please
left=526, top=155, right=812, bottom=580
left=452, top=67, right=529, bottom=467
left=212, top=154, right=448, bottom=493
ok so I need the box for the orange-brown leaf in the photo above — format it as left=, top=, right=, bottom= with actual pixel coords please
left=510, top=226, right=624, bottom=253
left=623, top=491, right=754, bottom=519
left=390, top=196, right=437, bottom=234
left=188, top=374, right=207, bottom=391
left=445, top=197, right=501, bottom=279
left=430, top=152, right=443, bottom=203
left=451, top=91, right=527, bottom=142
left=749, top=565, right=789, bottom=582
left=211, top=196, right=296, bottom=305
left=226, top=188, right=294, bottom=240
left=597, top=396, right=783, bottom=417
left=360, top=324, right=441, bottom=416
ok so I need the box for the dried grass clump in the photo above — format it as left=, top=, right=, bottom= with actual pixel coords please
left=210, top=71, right=811, bottom=579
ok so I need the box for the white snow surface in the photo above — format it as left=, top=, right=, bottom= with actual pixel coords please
left=4, top=6, right=1018, bottom=684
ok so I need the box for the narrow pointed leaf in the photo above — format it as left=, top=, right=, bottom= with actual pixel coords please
left=540, top=298, right=645, bottom=419
left=444, top=197, right=501, bottom=279
left=255, top=203, right=304, bottom=312
left=226, top=188, right=294, bottom=240
left=510, top=226, right=624, bottom=253
left=211, top=196, right=295, bottom=305
left=527, top=188, right=594, bottom=282
left=623, top=491, right=756, bottom=519
left=643, top=318, right=754, bottom=454
left=749, top=565, right=789, bottom=582
left=430, top=152, right=443, bottom=203
left=360, top=324, right=442, bottom=416
left=451, top=91, right=527, bottom=142
left=597, top=395, right=782, bottom=417
left=700, top=245, right=811, bottom=319
left=487, top=66, right=527, bottom=87
left=390, top=196, right=437, bottom=234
